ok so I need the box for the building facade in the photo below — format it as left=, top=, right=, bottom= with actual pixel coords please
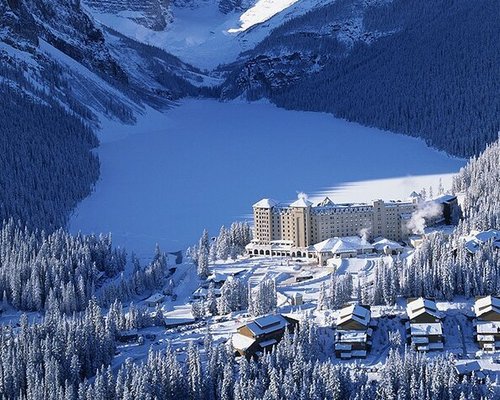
left=405, top=297, right=444, bottom=351
left=474, top=295, right=500, bottom=352
left=248, top=196, right=419, bottom=257
left=334, top=304, right=373, bottom=359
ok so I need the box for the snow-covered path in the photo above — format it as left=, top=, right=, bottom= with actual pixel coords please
left=69, top=99, right=465, bottom=259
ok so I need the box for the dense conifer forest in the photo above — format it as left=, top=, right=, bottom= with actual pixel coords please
left=226, top=0, right=500, bottom=157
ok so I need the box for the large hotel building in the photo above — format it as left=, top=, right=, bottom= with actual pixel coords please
left=246, top=193, right=451, bottom=261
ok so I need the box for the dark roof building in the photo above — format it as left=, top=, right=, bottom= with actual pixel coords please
left=231, top=314, right=299, bottom=357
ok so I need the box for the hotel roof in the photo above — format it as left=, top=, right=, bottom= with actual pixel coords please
left=312, top=236, right=373, bottom=254
left=290, top=198, right=313, bottom=208
left=253, top=198, right=278, bottom=208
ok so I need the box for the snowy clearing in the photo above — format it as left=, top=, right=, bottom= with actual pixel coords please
left=69, top=99, right=464, bottom=259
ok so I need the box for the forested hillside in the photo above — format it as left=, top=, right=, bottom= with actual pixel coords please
left=400, top=139, right=500, bottom=302
left=224, top=0, right=500, bottom=157
left=0, top=85, right=100, bottom=231
left=0, top=0, right=210, bottom=231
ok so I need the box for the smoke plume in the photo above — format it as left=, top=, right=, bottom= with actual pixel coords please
left=297, top=191, right=308, bottom=200
left=407, top=201, right=443, bottom=235
left=359, top=227, right=371, bottom=242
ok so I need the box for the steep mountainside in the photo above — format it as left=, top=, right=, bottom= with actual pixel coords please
left=0, top=0, right=207, bottom=230
left=84, top=0, right=172, bottom=31
left=222, top=0, right=500, bottom=157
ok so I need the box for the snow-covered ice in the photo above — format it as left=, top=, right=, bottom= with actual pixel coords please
left=69, top=99, right=465, bottom=259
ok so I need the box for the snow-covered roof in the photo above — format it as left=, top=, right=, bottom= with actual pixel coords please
left=193, top=287, right=221, bottom=298
left=463, top=229, right=500, bottom=254
left=409, top=191, right=422, bottom=199
left=474, top=229, right=500, bottom=243
left=312, top=236, right=373, bottom=254
left=145, top=293, right=165, bottom=303
left=412, top=336, right=429, bottom=345
left=290, top=198, right=313, bottom=208
left=476, top=320, right=500, bottom=334
left=407, top=297, right=440, bottom=320
left=316, top=197, right=336, bottom=207
left=253, top=198, right=277, bottom=208
left=474, top=296, right=500, bottom=318
left=231, top=333, right=256, bottom=351
left=336, top=304, right=371, bottom=328
left=244, top=314, right=290, bottom=337
left=207, top=272, right=228, bottom=283
left=454, top=361, right=483, bottom=377
left=372, top=237, right=404, bottom=251
left=409, top=322, right=443, bottom=336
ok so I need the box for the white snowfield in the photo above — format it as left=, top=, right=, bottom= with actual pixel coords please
left=69, top=99, right=464, bottom=259
left=228, top=0, right=300, bottom=33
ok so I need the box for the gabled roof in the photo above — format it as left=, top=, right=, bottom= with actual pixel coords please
left=407, top=297, right=441, bottom=320
left=253, top=198, right=277, bottom=208
left=455, top=360, right=481, bottom=375
left=474, top=229, right=500, bottom=243
left=243, top=314, right=290, bottom=337
left=372, top=237, right=404, bottom=251
left=312, top=236, right=373, bottom=254
left=232, top=333, right=256, bottom=351
left=317, top=197, right=336, bottom=207
left=474, top=296, right=500, bottom=318
left=463, top=229, right=500, bottom=254
left=145, top=293, right=165, bottom=303
left=290, top=198, right=313, bottom=208
left=336, top=304, right=371, bottom=328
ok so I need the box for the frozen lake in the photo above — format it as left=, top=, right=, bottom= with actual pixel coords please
left=69, top=99, right=465, bottom=259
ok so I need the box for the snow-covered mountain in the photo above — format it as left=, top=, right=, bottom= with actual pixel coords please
left=0, top=0, right=211, bottom=230
left=84, top=0, right=172, bottom=31
left=82, top=0, right=329, bottom=70
left=0, top=0, right=209, bottom=125
left=220, top=0, right=500, bottom=157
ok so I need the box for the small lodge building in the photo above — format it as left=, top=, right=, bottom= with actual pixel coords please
left=454, top=361, right=487, bottom=382
left=464, top=229, right=500, bottom=255
left=231, top=314, right=299, bottom=358
left=334, top=304, right=373, bottom=359
left=474, top=295, right=500, bottom=352
left=145, top=293, right=165, bottom=307
left=406, top=297, right=444, bottom=351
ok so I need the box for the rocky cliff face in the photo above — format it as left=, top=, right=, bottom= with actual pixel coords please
left=2, top=0, right=126, bottom=81
left=0, top=0, right=206, bottom=122
left=84, top=0, right=172, bottom=31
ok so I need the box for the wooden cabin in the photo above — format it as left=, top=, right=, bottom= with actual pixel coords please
left=334, top=304, right=373, bottom=359
left=406, top=298, right=444, bottom=351
left=474, top=295, right=500, bottom=352
left=231, top=314, right=299, bottom=358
